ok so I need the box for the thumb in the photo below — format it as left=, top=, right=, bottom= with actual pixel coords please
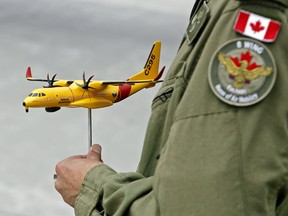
left=87, top=144, right=103, bottom=161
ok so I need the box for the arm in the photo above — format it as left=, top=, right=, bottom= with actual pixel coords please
left=55, top=145, right=159, bottom=216
left=76, top=165, right=157, bottom=216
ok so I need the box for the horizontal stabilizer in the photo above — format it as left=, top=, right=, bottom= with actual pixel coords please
left=25, top=67, right=73, bottom=87
left=26, top=67, right=58, bottom=82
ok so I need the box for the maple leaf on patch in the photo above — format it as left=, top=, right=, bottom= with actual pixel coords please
left=250, top=20, right=265, bottom=33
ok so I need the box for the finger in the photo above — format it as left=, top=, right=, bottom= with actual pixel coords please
left=54, top=177, right=61, bottom=193
left=87, top=144, right=102, bottom=161
left=55, top=155, right=82, bottom=174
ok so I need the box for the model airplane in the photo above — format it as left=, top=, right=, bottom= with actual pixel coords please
left=23, top=41, right=164, bottom=113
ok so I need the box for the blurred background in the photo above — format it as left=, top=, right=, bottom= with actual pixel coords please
left=0, top=0, right=194, bottom=215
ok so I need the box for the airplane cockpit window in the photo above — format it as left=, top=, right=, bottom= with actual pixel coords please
left=29, top=92, right=46, bottom=97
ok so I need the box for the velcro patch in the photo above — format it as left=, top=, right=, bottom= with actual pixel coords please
left=234, top=10, right=281, bottom=43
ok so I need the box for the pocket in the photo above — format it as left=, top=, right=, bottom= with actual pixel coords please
left=154, top=111, right=247, bottom=216
left=151, top=61, right=188, bottom=150
left=148, top=61, right=187, bottom=152
left=138, top=61, right=188, bottom=176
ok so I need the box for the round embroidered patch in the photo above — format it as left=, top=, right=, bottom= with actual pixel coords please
left=208, top=38, right=277, bottom=106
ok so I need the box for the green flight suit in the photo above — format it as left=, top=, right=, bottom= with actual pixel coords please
left=75, top=0, right=288, bottom=215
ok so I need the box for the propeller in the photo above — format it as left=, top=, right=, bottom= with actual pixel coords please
left=76, top=72, right=95, bottom=89
left=44, top=73, right=57, bottom=88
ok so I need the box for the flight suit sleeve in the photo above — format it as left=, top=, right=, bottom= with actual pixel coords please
left=74, top=164, right=158, bottom=216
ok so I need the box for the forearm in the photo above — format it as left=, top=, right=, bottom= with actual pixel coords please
left=75, top=164, right=115, bottom=216
left=75, top=164, right=158, bottom=216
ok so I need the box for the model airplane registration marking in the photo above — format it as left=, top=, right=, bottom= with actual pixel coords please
left=23, top=41, right=165, bottom=112
left=145, top=53, right=156, bottom=75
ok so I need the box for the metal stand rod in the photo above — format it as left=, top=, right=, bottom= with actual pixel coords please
left=88, top=108, right=92, bottom=148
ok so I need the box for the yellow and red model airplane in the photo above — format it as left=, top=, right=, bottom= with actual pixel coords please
left=23, top=41, right=164, bottom=113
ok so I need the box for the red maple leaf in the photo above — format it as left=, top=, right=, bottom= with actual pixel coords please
left=250, top=20, right=265, bottom=33
left=231, top=51, right=261, bottom=70
left=229, top=51, right=261, bottom=84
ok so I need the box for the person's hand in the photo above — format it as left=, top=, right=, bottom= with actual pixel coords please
left=54, top=144, right=103, bottom=207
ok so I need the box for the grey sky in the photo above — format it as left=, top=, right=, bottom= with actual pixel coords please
left=0, top=0, right=194, bottom=215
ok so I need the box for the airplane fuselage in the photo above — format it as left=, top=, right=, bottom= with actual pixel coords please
left=23, top=82, right=119, bottom=111
left=23, top=80, right=151, bottom=112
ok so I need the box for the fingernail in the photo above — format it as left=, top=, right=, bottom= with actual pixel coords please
left=91, top=144, right=101, bottom=153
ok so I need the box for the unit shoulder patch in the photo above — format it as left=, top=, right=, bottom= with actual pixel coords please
left=208, top=38, right=276, bottom=106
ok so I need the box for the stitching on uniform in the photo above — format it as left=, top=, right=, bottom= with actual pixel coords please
left=174, top=109, right=232, bottom=123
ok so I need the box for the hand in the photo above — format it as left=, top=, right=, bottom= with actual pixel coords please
left=54, top=144, right=103, bottom=207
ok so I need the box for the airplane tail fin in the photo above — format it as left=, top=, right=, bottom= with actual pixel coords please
left=128, top=41, right=161, bottom=81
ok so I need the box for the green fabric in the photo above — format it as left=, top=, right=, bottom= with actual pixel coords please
left=236, top=0, right=288, bottom=7
left=75, top=0, right=288, bottom=215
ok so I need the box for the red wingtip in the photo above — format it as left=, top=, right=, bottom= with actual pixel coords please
left=154, top=66, right=165, bottom=81
left=26, top=67, right=32, bottom=79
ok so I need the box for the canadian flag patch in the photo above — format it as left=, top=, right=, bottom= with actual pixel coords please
left=234, top=10, right=281, bottom=42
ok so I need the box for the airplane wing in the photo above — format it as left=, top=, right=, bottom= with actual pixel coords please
left=101, top=66, right=165, bottom=86
left=101, top=80, right=163, bottom=85
left=26, top=67, right=73, bottom=87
